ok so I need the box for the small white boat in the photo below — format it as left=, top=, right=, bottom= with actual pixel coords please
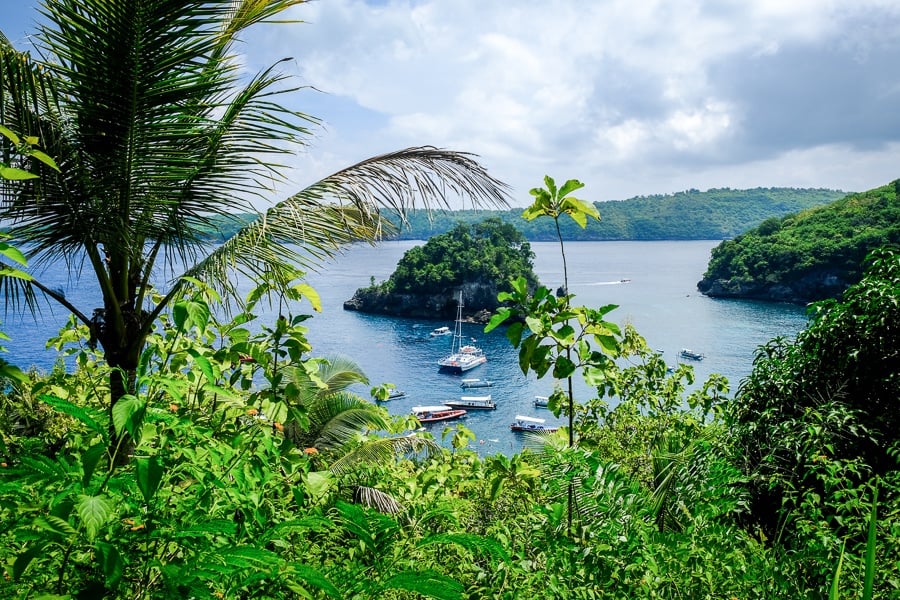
left=430, top=326, right=452, bottom=337
left=533, top=395, right=550, bottom=408
left=510, top=415, right=558, bottom=433
left=445, top=395, right=496, bottom=410
left=679, top=348, right=705, bottom=361
left=387, top=389, right=406, bottom=400
left=412, top=405, right=467, bottom=423
left=460, top=378, right=494, bottom=389
left=438, top=292, right=487, bottom=373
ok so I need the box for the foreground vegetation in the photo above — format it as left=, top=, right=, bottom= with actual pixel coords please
left=699, top=180, right=900, bottom=302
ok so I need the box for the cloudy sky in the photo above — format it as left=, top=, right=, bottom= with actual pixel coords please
left=6, top=0, right=900, bottom=206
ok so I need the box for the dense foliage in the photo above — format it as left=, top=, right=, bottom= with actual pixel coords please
left=728, top=247, right=900, bottom=547
left=372, top=218, right=538, bottom=297
left=699, top=181, right=900, bottom=302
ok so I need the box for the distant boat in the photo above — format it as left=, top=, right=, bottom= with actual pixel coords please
left=445, top=395, right=496, bottom=410
left=460, top=378, right=493, bottom=389
left=510, top=415, right=558, bottom=433
left=679, top=348, right=705, bottom=361
left=533, top=395, right=550, bottom=408
left=412, top=405, right=467, bottom=423
left=438, top=292, right=487, bottom=373
left=387, top=389, right=406, bottom=400
left=430, top=326, right=452, bottom=337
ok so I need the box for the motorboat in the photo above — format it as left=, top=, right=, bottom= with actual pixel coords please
left=533, top=395, right=550, bottom=408
left=679, top=348, right=705, bottom=361
left=438, top=292, right=487, bottom=373
left=460, top=378, right=493, bottom=389
left=445, top=395, right=496, bottom=410
left=412, top=405, right=467, bottom=423
left=387, top=389, right=406, bottom=400
left=430, top=326, right=452, bottom=337
left=510, top=415, right=558, bottom=433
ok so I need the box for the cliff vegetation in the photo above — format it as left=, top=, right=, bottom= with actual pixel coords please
left=343, top=218, right=538, bottom=320
left=697, top=180, right=900, bottom=302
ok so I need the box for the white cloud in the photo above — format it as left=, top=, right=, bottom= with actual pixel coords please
left=243, top=0, right=900, bottom=205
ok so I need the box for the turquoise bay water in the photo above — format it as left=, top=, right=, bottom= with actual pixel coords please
left=7, top=241, right=810, bottom=455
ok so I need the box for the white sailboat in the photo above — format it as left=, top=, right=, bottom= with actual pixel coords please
left=437, top=291, right=487, bottom=373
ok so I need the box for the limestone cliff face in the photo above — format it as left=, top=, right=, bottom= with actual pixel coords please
left=697, top=268, right=850, bottom=304
left=343, top=280, right=500, bottom=323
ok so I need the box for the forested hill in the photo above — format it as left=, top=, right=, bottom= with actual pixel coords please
left=697, top=180, right=900, bottom=303
left=200, top=187, right=846, bottom=242
left=390, top=187, right=846, bottom=241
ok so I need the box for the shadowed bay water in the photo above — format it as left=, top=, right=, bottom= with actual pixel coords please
left=7, top=241, right=809, bottom=455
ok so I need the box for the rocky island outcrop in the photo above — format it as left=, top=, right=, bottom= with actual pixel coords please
left=343, top=218, right=539, bottom=322
left=697, top=181, right=900, bottom=304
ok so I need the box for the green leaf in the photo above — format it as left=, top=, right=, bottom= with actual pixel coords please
left=111, top=394, right=146, bottom=440
left=33, top=515, right=77, bottom=538
left=0, top=125, right=21, bottom=145
left=552, top=355, right=576, bottom=379
left=187, top=349, right=215, bottom=384
left=0, top=166, right=39, bottom=180
left=379, top=570, right=464, bottom=600
left=96, top=541, right=125, bottom=587
left=13, top=542, right=45, bottom=581
left=28, top=149, right=60, bottom=172
left=0, top=242, right=28, bottom=266
left=292, top=283, right=322, bottom=312
left=285, top=564, right=341, bottom=599
left=303, top=471, right=334, bottom=500
left=76, top=494, right=113, bottom=541
left=863, top=486, right=878, bottom=600
left=81, top=443, right=107, bottom=489
left=135, top=456, right=164, bottom=504
left=40, top=394, right=107, bottom=439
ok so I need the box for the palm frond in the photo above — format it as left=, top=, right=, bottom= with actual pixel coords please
left=329, top=435, right=440, bottom=476
left=353, top=485, right=404, bottom=515
left=181, top=147, right=510, bottom=302
left=304, top=392, right=389, bottom=451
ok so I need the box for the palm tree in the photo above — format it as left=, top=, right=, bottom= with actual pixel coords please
left=287, top=355, right=439, bottom=513
left=0, top=0, right=509, bottom=421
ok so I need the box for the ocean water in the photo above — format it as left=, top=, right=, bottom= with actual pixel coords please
left=5, top=240, right=810, bottom=455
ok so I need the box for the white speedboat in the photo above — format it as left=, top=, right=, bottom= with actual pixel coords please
left=430, top=326, right=452, bottom=337
left=445, top=395, right=496, bottom=410
left=460, top=378, right=494, bottom=389
left=510, top=415, right=558, bottom=433
left=533, top=395, right=550, bottom=408
left=438, top=292, right=487, bottom=373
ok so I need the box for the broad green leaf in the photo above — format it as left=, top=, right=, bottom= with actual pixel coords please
left=303, top=471, right=334, bottom=500
left=0, top=125, right=21, bottom=145
left=76, top=494, right=113, bottom=541
left=185, top=299, right=211, bottom=331
left=111, top=394, right=146, bottom=439
left=285, top=564, right=341, bottom=599
left=13, top=542, right=45, bottom=581
left=33, top=515, right=77, bottom=538
left=135, top=456, right=164, bottom=504
left=96, top=541, right=125, bottom=587
left=0, top=242, right=28, bottom=266
left=292, top=283, right=322, bottom=311
left=557, top=178, right=585, bottom=197
left=380, top=570, right=464, bottom=600
left=187, top=349, right=215, bottom=383
left=0, top=166, right=39, bottom=180
left=81, top=443, right=107, bottom=489
left=40, top=394, right=107, bottom=438
left=28, top=149, right=59, bottom=171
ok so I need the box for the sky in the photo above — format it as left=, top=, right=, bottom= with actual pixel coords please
left=4, top=0, right=900, bottom=207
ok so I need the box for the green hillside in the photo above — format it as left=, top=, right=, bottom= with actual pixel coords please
left=195, top=187, right=845, bottom=242
left=390, top=187, right=846, bottom=241
left=698, top=180, right=900, bottom=302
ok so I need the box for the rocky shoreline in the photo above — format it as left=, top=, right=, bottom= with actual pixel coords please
left=343, top=280, right=501, bottom=323
left=697, top=268, right=850, bottom=304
